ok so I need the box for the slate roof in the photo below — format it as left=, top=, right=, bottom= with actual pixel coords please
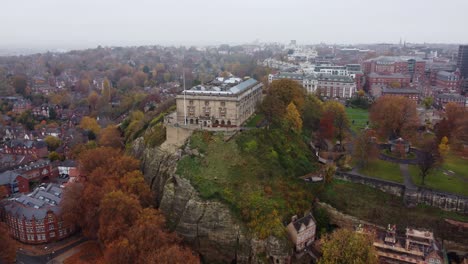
left=3, top=183, right=64, bottom=220
left=0, top=170, right=21, bottom=185
left=292, top=213, right=316, bottom=232
left=5, top=139, right=47, bottom=149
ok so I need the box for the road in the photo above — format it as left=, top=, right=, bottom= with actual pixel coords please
left=16, top=237, right=87, bottom=264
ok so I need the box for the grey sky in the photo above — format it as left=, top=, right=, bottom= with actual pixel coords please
left=1, top=0, right=467, bottom=49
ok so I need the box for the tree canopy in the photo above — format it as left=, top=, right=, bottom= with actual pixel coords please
left=370, top=96, right=418, bottom=139
left=319, top=228, right=378, bottom=264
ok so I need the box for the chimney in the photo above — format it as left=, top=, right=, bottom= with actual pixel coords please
left=291, top=215, right=298, bottom=222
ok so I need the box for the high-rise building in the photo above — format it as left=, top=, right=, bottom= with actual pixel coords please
left=457, top=45, right=468, bottom=79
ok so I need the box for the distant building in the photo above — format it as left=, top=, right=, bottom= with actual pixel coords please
left=1, top=183, right=76, bottom=244
left=316, top=74, right=356, bottom=98
left=363, top=56, right=426, bottom=83
left=286, top=213, right=316, bottom=251
left=366, top=73, right=411, bottom=97
left=2, top=139, right=48, bottom=158
left=381, top=87, right=421, bottom=102
left=435, top=93, right=466, bottom=108
left=435, top=71, right=460, bottom=91
left=268, top=72, right=304, bottom=84
left=457, top=45, right=468, bottom=79
left=175, top=77, right=263, bottom=128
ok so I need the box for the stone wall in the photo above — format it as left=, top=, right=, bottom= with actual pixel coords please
left=334, top=171, right=405, bottom=197
left=335, top=171, right=468, bottom=214
left=404, top=188, right=468, bottom=214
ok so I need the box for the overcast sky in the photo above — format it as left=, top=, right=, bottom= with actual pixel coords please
left=1, top=0, right=467, bottom=49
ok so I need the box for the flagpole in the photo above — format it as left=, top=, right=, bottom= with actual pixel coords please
left=183, top=69, right=187, bottom=126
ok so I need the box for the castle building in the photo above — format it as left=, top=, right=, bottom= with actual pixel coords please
left=175, top=77, right=263, bottom=128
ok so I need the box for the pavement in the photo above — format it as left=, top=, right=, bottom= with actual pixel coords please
left=399, top=163, right=417, bottom=190
left=16, top=236, right=87, bottom=264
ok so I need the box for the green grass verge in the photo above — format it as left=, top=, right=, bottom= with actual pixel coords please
left=358, top=159, right=403, bottom=183
left=244, top=113, right=265, bottom=127
left=409, top=164, right=468, bottom=196
left=345, top=107, right=369, bottom=133
left=316, top=180, right=468, bottom=243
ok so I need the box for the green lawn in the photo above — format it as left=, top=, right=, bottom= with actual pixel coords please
left=345, top=107, right=369, bottom=133
left=358, top=159, right=403, bottom=183
left=442, top=153, right=468, bottom=180
left=409, top=164, right=468, bottom=197
left=316, top=180, right=468, bottom=243
left=244, top=113, right=264, bottom=127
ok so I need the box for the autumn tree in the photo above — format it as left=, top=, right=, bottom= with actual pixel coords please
left=452, top=115, right=468, bottom=152
left=417, top=139, right=442, bottom=185
left=98, top=191, right=142, bottom=245
left=88, top=91, right=100, bottom=111
left=302, top=94, right=323, bottom=131
left=102, top=78, right=112, bottom=103
left=260, top=79, right=306, bottom=126
left=319, top=112, right=335, bottom=140
left=0, top=222, right=16, bottom=264
left=98, top=125, right=123, bottom=148
left=370, top=96, right=418, bottom=139
left=353, top=130, right=378, bottom=168
left=422, top=97, right=433, bottom=109
left=319, top=228, right=378, bottom=264
left=12, top=75, right=28, bottom=95
left=118, top=76, right=135, bottom=91
left=438, top=136, right=449, bottom=156
left=133, top=71, right=148, bottom=87
left=322, top=101, right=350, bottom=145
left=79, top=116, right=101, bottom=135
left=44, top=135, right=62, bottom=151
left=284, top=102, right=302, bottom=133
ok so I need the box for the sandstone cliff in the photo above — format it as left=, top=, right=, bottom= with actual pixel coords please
left=133, top=138, right=291, bottom=263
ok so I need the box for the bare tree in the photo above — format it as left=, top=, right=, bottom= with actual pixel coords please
left=418, top=139, right=442, bottom=185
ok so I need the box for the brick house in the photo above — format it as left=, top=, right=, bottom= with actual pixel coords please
left=1, top=183, right=76, bottom=244
left=286, top=213, right=317, bottom=251
left=2, top=139, right=48, bottom=158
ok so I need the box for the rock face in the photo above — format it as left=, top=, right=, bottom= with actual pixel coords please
left=135, top=140, right=291, bottom=263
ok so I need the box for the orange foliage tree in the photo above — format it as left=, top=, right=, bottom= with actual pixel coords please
left=61, top=146, right=198, bottom=263
left=370, top=96, right=418, bottom=139
left=0, top=222, right=16, bottom=263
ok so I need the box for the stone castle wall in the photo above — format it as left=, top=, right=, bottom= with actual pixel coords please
left=335, top=172, right=468, bottom=214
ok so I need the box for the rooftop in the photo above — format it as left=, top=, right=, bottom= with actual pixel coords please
left=3, top=183, right=64, bottom=220
left=382, top=87, right=421, bottom=94
left=183, top=77, right=260, bottom=96
left=368, top=72, right=410, bottom=79
left=367, top=56, right=426, bottom=63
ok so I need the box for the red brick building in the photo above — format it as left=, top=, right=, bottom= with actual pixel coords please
left=366, top=73, right=411, bottom=97
left=381, top=87, right=421, bottom=102
left=1, top=183, right=76, bottom=244
left=363, top=56, right=426, bottom=82
left=435, top=71, right=460, bottom=91
left=2, top=139, right=48, bottom=158
left=435, top=93, right=466, bottom=108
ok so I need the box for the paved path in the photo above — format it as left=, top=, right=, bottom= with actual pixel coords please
left=399, top=164, right=417, bottom=190
left=16, top=237, right=87, bottom=264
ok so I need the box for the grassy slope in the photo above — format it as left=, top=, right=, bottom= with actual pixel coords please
left=177, top=130, right=317, bottom=238
left=316, top=180, right=468, bottom=243
left=358, top=159, right=403, bottom=183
